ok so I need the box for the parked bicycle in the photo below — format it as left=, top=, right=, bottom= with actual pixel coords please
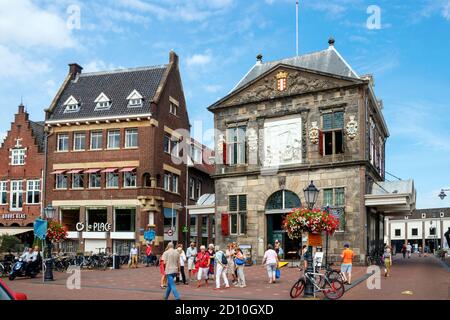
left=365, top=249, right=384, bottom=266
left=290, top=267, right=345, bottom=300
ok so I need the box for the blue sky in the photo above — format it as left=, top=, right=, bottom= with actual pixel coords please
left=0, top=0, right=449, bottom=209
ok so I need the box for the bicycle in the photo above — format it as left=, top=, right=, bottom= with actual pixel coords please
left=0, top=261, right=12, bottom=277
left=365, top=249, right=383, bottom=266
left=290, top=267, right=345, bottom=300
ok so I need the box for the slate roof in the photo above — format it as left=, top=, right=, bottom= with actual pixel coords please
left=231, top=47, right=359, bottom=94
left=48, top=65, right=168, bottom=121
left=29, top=121, right=45, bottom=152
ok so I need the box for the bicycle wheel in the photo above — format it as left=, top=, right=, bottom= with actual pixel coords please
left=327, top=270, right=345, bottom=288
left=323, top=278, right=345, bottom=300
left=290, top=279, right=305, bottom=298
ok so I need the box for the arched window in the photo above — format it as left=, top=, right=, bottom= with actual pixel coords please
left=143, top=173, right=151, bottom=187
left=10, top=223, right=20, bottom=227
left=265, top=190, right=301, bottom=211
left=26, top=223, right=34, bottom=227
left=0, top=223, right=4, bottom=227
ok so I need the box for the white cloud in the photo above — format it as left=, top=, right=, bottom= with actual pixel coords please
left=0, top=0, right=76, bottom=49
left=186, top=52, right=213, bottom=67
left=0, top=45, right=50, bottom=79
left=203, top=84, right=222, bottom=93
left=83, top=59, right=123, bottom=73
left=443, top=2, right=450, bottom=20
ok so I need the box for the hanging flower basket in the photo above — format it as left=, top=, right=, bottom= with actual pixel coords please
left=282, top=207, right=339, bottom=239
left=46, top=220, right=68, bottom=243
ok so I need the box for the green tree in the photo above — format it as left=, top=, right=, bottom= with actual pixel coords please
left=0, top=234, right=23, bottom=253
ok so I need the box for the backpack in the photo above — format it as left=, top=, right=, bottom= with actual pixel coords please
left=220, top=251, right=228, bottom=265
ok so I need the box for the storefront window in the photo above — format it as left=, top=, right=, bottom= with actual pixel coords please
left=190, top=216, right=197, bottom=236
left=61, top=209, right=79, bottom=231
left=201, top=216, right=208, bottom=236
left=87, top=209, right=107, bottom=227
left=115, top=208, right=136, bottom=232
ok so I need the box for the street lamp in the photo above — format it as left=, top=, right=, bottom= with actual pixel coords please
left=303, top=181, right=320, bottom=298
left=438, top=189, right=449, bottom=200
left=43, top=204, right=56, bottom=282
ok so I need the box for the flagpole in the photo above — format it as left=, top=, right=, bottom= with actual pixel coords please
left=296, top=0, right=299, bottom=56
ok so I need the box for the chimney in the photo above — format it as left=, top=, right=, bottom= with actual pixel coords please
left=328, top=37, right=335, bottom=48
left=256, top=54, right=263, bottom=64
left=18, top=103, right=25, bottom=114
left=169, top=50, right=179, bottom=66
left=68, top=63, right=83, bottom=80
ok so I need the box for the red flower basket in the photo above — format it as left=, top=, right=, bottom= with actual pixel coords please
left=46, top=220, right=68, bottom=243
left=282, top=207, right=339, bottom=239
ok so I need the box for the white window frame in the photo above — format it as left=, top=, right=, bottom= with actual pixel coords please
left=196, top=180, right=202, bottom=199
left=55, top=174, right=68, bottom=190
left=26, top=180, right=40, bottom=204
left=172, top=174, right=179, bottom=193
left=169, top=102, right=178, bottom=116
left=189, top=178, right=195, bottom=200
left=72, top=174, right=84, bottom=189
left=90, top=131, right=103, bottom=150
left=57, top=134, right=69, bottom=152
left=163, top=173, right=171, bottom=191
left=228, top=194, right=247, bottom=235
left=123, top=172, right=137, bottom=188
left=89, top=173, right=101, bottom=189
left=126, top=90, right=143, bottom=108
left=107, top=130, right=121, bottom=149
left=11, top=149, right=26, bottom=165
left=125, top=129, right=138, bottom=148
left=226, top=126, right=247, bottom=165
left=106, top=172, right=119, bottom=188
left=73, top=132, right=86, bottom=151
left=94, top=93, right=112, bottom=111
left=10, top=180, right=23, bottom=211
left=0, top=181, right=8, bottom=205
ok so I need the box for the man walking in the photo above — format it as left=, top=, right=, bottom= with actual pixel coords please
left=340, top=243, right=354, bottom=285
left=406, top=243, right=412, bottom=259
left=214, top=246, right=230, bottom=290
left=186, top=242, right=197, bottom=282
left=145, top=243, right=153, bottom=267
left=162, top=242, right=181, bottom=300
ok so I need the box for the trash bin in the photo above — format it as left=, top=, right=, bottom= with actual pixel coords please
left=113, top=255, right=120, bottom=269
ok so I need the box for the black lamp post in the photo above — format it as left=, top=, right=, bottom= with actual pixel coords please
left=44, top=204, right=56, bottom=282
left=438, top=189, right=448, bottom=200
left=303, top=181, right=320, bottom=298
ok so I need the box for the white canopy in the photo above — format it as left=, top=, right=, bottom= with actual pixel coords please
left=0, top=228, right=33, bottom=236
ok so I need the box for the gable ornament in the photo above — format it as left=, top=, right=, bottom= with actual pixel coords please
left=309, top=121, right=319, bottom=144
left=346, top=116, right=358, bottom=139
left=276, top=71, right=288, bottom=91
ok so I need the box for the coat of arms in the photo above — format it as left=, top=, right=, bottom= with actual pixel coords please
left=276, top=71, right=288, bottom=91
left=309, top=121, right=319, bottom=144
left=346, top=116, right=358, bottom=139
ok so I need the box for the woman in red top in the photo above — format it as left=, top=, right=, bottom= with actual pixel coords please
left=195, top=245, right=210, bottom=288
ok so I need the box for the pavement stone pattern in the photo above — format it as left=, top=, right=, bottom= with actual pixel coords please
left=4, top=254, right=449, bottom=300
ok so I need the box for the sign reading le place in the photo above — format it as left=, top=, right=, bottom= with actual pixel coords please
left=76, top=222, right=112, bottom=232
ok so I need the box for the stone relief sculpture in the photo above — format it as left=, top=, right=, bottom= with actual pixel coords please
left=247, top=128, right=258, bottom=153
left=216, top=133, right=225, bottom=156
left=309, top=121, right=319, bottom=144
left=346, top=116, right=358, bottom=139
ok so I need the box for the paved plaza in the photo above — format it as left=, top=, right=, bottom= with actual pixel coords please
left=4, top=254, right=449, bottom=300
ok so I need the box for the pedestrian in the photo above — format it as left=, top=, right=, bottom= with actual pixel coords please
left=418, top=245, right=423, bottom=257
left=162, top=242, right=181, bottom=300
left=262, top=244, right=279, bottom=284
left=129, top=244, right=138, bottom=268
left=196, top=245, right=210, bottom=288
left=207, top=244, right=216, bottom=280
left=383, top=245, right=392, bottom=277
left=274, top=239, right=284, bottom=260
left=160, top=244, right=170, bottom=289
left=145, top=243, right=153, bottom=267
left=226, top=243, right=237, bottom=285
left=214, top=245, right=230, bottom=290
left=340, top=243, right=354, bottom=285
left=406, top=243, right=412, bottom=259
left=186, top=242, right=197, bottom=282
left=401, top=243, right=407, bottom=259
left=234, top=247, right=246, bottom=288
left=176, top=243, right=187, bottom=285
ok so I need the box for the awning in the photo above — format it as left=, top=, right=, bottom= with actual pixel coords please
left=50, top=170, right=66, bottom=175
left=164, top=208, right=178, bottom=218
left=84, top=168, right=101, bottom=174
left=102, top=168, right=118, bottom=173
left=66, top=169, right=83, bottom=174
left=120, top=167, right=136, bottom=172
left=0, top=228, right=33, bottom=236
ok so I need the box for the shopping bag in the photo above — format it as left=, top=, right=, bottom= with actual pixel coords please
left=275, top=269, right=280, bottom=279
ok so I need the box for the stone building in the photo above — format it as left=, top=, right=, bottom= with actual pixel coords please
left=44, top=51, right=213, bottom=255
left=208, top=39, right=416, bottom=263
left=0, top=104, right=45, bottom=246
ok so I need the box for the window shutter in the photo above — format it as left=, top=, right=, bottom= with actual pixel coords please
left=222, top=142, right=227, bottom=165
left=319, top=130, right=324, bottom=156
left=221, top=213, right=229, bottom=236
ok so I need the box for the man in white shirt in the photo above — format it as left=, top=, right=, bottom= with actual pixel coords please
left=406, top=243, right=412, bottom=259
left=21, top=247, right=37, bottom=274
left=186, top=242, right=197, bottom=281
left=129, top=244, right=139, bottom=268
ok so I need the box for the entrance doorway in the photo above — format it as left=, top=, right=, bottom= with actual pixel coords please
left=265, top=190, right=301, bottom=258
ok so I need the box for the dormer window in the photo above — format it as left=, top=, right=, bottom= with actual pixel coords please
left=126, top=89, right=143, bottom=108
left=63, top=96, right=80, bottom=113
left=94, top=92, right=111, bottom=110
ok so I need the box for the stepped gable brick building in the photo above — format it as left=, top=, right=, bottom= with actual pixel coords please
left=0, top=104, right=45, bottom=245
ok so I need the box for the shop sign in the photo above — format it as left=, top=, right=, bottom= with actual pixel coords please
left=2, top=213, right=27, bottom=220
left=307, top=233, right=322, bottom=247
left=76, top=222, right=111, bottom=232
